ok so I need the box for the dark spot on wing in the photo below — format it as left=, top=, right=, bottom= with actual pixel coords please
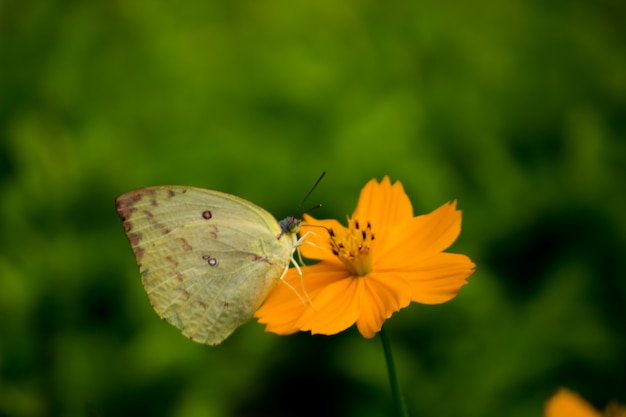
left=202, top=254, right=218, bottom=266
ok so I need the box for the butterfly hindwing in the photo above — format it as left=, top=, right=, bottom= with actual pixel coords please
left=116, top=186, right=297, bottom=345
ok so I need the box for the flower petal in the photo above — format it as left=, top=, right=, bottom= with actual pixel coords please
left=544, top=388, right=601, bottom=417
left=396, top=252, right=475, bottom=304
left=298, top=214, right=344, bottom=261
left=352, top=177, right=413, bottom=234
left=294, top=277, right=362, bottom=335
left=375, top=201, right=463, bottom=268
left=255, top=262, right=351, bottom=334
left=355, top=272, right=412, bottom=338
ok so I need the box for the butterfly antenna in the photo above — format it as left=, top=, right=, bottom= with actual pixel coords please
left=294, top=171, right=326, bottom=216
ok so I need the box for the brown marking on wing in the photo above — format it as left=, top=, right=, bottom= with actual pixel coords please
left=126, top=232, right=145, bottom=260
left=180, top=288, right=191, bottom=300
left=167, top=189, right=175, bottom=198
left=207, top=224, right=218, bottom=239
left=165, top=256, right=179, bottom=267
left=143, top=210, right=171, bottom=235
left=128, top=233, right=141, bottom=246
left=178, top=238, right=193, bottom=251
left=115, top=191, right=143, bottom=221
left=194, top=300, right=207, bottom=311
left=252, top=254, right=272, bottom=264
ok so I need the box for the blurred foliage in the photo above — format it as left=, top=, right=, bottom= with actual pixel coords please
left=1, top=0, right=625, bottom=416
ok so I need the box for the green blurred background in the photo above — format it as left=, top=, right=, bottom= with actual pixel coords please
left=1, top=0, right=625, bottom=416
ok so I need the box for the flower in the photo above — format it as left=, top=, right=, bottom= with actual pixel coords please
left=545, top=389, right=602, bottom=417
left=255, top=176, right=476, bottom=338
left=545, top=388, right=626, bottom=417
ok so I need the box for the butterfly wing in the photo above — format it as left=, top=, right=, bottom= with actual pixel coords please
left=116, top=186, right=296, bottom=345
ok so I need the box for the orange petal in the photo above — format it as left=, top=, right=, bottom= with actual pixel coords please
left=298, top=214, right=344, bottom=261
left=294, top=277, right=362, bottom=335
left=355, top=272, right=412, bottom=338
left=255, top=262, right=350, bottom=334
left=394, top=252, right=475, bottom=304
left=375, top=201, right=462, bottom=267
left=545, top=388, right=601, bottom=417
left=352, top=177, right=414, bottom=233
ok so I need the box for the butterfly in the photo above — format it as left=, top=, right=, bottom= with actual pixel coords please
left=115, top=186, right=305, bottom=345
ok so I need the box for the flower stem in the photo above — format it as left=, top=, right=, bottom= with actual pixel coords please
left=380, top=327, right=410, bottom=417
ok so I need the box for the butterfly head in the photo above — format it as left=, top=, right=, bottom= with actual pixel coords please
left=278, top=216, right=301, bottom=239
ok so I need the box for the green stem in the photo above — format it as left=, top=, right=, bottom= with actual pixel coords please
left=380, top=327, right=410, bottom=417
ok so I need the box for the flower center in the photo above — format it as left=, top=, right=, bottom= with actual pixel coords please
left=329, top=218, right=375, bottom=277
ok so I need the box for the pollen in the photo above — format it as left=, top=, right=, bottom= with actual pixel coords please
left=329, top=217, right=375, bottom=276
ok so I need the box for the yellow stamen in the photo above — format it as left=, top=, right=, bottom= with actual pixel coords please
left=329, top=218, right=375, bottom=276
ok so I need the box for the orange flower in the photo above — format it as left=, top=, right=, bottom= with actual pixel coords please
left=545, top=388, right=626, bottom=417
left=255, top=176, right=476, bottom=338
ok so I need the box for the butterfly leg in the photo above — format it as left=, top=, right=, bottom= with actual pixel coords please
left=291, top=231, right=315, bottom=306
left=278, top=260, right=308, bottom=306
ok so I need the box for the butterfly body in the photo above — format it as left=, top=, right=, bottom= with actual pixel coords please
left=116, top=186, right=300, bottom=345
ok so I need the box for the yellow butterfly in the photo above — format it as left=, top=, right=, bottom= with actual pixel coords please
left=116, top=186, right=304, bottom=346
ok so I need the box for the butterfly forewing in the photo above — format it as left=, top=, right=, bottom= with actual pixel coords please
left=116, top=186, right=297, bottom=345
